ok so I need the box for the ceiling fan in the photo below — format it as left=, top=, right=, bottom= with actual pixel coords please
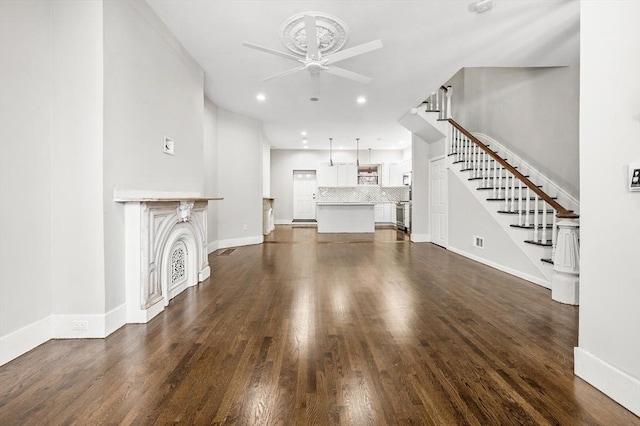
left=242, top=12, right=383, bottom=88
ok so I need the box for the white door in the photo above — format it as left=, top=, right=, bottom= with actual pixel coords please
left=430, top=157, right=448, bottom=247
left=293, top=170, right=317, bottom=220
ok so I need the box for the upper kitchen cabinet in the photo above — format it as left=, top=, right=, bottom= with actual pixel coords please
left=317, top=162, right=357, bottom=187
left=316, top=163, right=337, bottom=186
left=337, top=163, right=357, bottom=186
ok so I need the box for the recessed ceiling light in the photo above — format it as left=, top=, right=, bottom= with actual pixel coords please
left=303, top=146, right=308, bottom=149
left=256, top=93, right=266, bottom=101
left=302, top=139, right=308, bottom=144
left=357, top=96, right=367, bottom=104
left=340, top=146, right=344, bottom=149
left=301, top=131, right=307, bottom=136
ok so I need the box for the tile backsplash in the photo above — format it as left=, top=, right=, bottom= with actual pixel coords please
left=316, top=186, right=409, bottom=203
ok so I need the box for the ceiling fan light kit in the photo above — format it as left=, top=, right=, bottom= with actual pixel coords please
left=242, top=11, right=383, bottom=88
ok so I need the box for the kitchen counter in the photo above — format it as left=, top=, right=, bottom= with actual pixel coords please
left=316, top=203, right=375, bottom=233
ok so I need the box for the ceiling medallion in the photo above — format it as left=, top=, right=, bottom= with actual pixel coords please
left=280, top=11, right=349, bottom=56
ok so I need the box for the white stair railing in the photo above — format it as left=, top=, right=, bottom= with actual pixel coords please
left=446, top=119, right=580, bottom=305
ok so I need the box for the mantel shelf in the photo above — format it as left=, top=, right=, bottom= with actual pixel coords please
left=114, top=196, right=223, bottom=203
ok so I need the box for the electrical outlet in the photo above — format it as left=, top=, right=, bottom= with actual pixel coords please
left=72, top=320, right=89, bottom=331
left=243, top=224, right=248, bottom=231
left=473, top=235, right=485, bottom=249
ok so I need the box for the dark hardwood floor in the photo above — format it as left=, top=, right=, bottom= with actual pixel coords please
left=0, top=226, right=637, bottom=425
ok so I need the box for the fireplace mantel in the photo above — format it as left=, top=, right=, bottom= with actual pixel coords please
left=115, top=191, right=222, bottom=323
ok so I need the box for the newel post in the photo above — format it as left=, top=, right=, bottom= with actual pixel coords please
left=551, top=217, right=580, bottom=305
left=445, top=86, right=453, bottom=119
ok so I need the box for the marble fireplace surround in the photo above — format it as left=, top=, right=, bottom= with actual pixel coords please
left=115, top=190, right=222, bottom=323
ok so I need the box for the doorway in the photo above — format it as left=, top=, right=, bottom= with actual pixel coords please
left=429, top=156, right=448, bottom=247
left=293, top=170, right=317, bottom=221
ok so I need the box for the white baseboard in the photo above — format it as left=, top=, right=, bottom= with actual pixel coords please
left=0, top=316, right=52, bottom=366
left=411, top=233, right=430, bottom=243
left=448, top=246, right=550, bottom=289
left=575, top=347, right=640, bottom=416
left=207, top=240, right=220, bottom=254
left=105, top=303, right=127, bottom=336
left=275, top=219, right=292, bottom=225
left=217, top=235, right=263, bottom=250
left=52, top=314, right=108, bottom=339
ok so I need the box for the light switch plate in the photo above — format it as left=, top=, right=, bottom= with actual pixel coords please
left=630, top=163, right=640, bottom=192
left=164, top=136, right=174, bottom=155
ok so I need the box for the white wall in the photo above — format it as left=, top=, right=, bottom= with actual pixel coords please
left=0, top=1, right=53, bottom=344
left=447, top=170, right=547, bottom=283
left=216, top=109, right=263, bottom=247
left=1, top=0, right=108, bottom=363
left=262, top=133, right=271, bottom=197
left=51, top=0, right=105, bottom=317
left=270, top=149, right=404, bottom=223
left=203, top=98, right=219, bottom=251
left=411, top=136, right=431, bottom=242
left=461, top=66, right=580, bottom=200
left=102, top=0, right=205, bottom=312
left=575, top=0, right=640, bottom=416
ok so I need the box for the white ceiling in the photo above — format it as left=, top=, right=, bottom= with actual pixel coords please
left=146, top=0, right=580, bottom=151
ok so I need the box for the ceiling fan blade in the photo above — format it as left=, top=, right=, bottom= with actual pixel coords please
left=324, top=39, right=383, bottom=65
left=242, top=41, right=301, bottom=62
left=325, top=66, right=372, bottom=84
left=261, top=65, right=305, bottom=82
left=304, top=14, right=319, bottom=60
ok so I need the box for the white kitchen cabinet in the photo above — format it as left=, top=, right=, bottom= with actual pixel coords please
left=374, top=204, right=384, bottom=222
left=374, top=203, right=397, bottom=224
left=337, top=163, right=357, bottom=186
left=316, top=163, right=337, bottom=186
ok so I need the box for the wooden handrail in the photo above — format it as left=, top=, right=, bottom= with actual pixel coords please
left=448, top=119, right=579, bottom=219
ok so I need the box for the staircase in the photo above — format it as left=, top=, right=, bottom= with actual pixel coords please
left=419, top=87, right=581, bottom=305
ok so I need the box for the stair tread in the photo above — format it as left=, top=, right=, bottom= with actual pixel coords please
left=487, top=196, right=557, bottom=201
left=498, top=210, right=554, bottom=214
left=468, top=175, right=530, bottom=181
left=477, top=185, right=542, bottom=190
left=510, top=224, right=554, bottom=229
left=461, top=166, right=518, bottom=172
left=541, top=258, right=554, bottom=265
left=524, top=240, right=553, bottom=247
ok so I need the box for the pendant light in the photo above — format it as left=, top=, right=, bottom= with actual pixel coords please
left=356, top=138, right=360, bottom=166
left=329, top=137, right=334, bottom=166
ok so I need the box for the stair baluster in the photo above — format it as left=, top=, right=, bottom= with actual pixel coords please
left=518, top=185, right=523, bottom=226
left=533, top=196, right=540, bottom=242
left=510, top=172, right=517, bottom=212
left=551, top=212, right=558, bottom=259
left=466, top=136, right=471, bottom=170
left=541, top=202, right=548, bottom=244
left=483, top=151, right=489, bottom=188
left=492, top=159, right=498, bottom=199
left=525, top=188, right=531, bottom=227
left=503, top=169, right=509, bottom=211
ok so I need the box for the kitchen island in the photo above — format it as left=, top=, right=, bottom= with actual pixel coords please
left=316, top=203, right=375, bottom=233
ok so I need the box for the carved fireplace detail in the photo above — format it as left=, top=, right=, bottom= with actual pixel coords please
left=115, top=192, right=222, bottom=323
